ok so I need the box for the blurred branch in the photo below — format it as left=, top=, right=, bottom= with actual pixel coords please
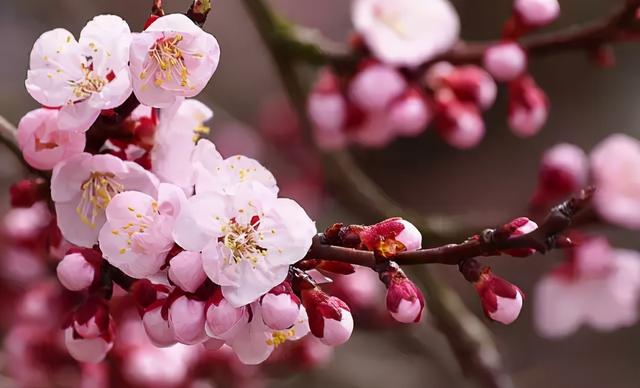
left=240, top=2, right=516, bottom=388
left=306, top=189, right=592, bottom=268
left=266, top=0, right=640, bottom=69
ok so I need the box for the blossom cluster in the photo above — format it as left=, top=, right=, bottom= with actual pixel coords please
left=529, top=134, right=640, bottom=337
left=308, top=0, right=558, bottom=149
left=10, top=9, right=437, bottom=368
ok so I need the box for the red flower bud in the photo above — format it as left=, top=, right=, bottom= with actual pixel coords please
left=301, top=288, right=353, bottom=346
left=474, top=268, right=524, bottom=324
left=10, top=179, right=48, bottom=208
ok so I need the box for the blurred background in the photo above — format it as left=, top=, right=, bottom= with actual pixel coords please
left=1, top=0, right=640, bottom=387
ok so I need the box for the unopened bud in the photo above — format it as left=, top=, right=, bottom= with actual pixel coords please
left=379, top=264, right=425, bottom=323
left=483, top=42, right=527, bottom=82
left=514, top=0, right=560, bottom=28
left=168, top=296, right=207, bottom=345
left=260, top=282, right=301, bottom=330
left=532, top=143, right=588, bottom=208
left=508, top=75, right=549, bottom=137
left=348, top=63, right=407, bottom=112
left=474, top=268, right=524, bottom=324
left=57, top=251, right=96, bottom=291
left=205, top=288, right=248, bottom=340
left=435, top=92, right=485, bottom=149
left=168, top=251, right=207, bottom=293
left=301, top=288, right=353, bottom=346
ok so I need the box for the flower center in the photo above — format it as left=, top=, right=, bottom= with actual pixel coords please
left=70, top=64, right=107, bottom=100
left=265, top=329, right=296, bottom=348
left=374, top=6, right=410, bottom=39
left=76, top=172, right=124, bottom=228
left=111, top=202, right=158, bottom=255
left=222, top=218, right=265, bottom=266
left=147, top=35, right=190, bottom=88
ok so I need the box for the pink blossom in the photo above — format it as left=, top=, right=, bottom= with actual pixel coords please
left=352, top=0, right=460, bottom=67
left=26, top=15, right=133, bottom=131
left=307, top=70, right=347, bottom=150
left=64, top=327, right=113, bottom=363
left=514, top=0, right=560, bottom=28
left=130, top=14, right=220, bottom=107
left=508, top=75, right=549, bottom=137
left=534, top=238, right=640, bottom=337
left=229, top=303, right=310, bottom=365
left=474, top=268, right=524, bottom=324
left=435, top=92, right=485, bottom=149
left=151, top=98, right=213, bottom=192
left=56, top=252, right=96, bottom=291
left=191, top=139, right=278, bottom=196
left=99, top=183, right=184, bottom=278
left=532, top=143, right=588, bottom=208
left=348, top=63, right=406, bottom=112
left=260, top=283, right=301, bottom=330
left=384, top=271, right=425, bottom=324
left=205, top=289, right=249, bottom=340
left=169, top=251, right=207, bottom=292
left=590, top=134, right=640, bottom=229
left=388, top=89, right=432, bottom=137
left=17, top=108, right=85, bottom=170
left=64, top=301, right=114, bottom=363
left=173, top=182, right=316, bottom=307
left=142, top=305, right=177, bottom=347
left=168, top=295, right=208, bottom=345
left=483, top=42, right=527, bottom=82
left=51, top=152, right=158, bottom=247
left=302, top=288, right=354, bottom=346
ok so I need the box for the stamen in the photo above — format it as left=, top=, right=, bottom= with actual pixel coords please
left=222, top=217, right=266, bottom=266
left=148, top=34, right=190, bottom=88
left=75, top=172, right=124, bottom=229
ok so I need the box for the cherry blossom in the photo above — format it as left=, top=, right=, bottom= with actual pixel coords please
left=228, top=303, right=310, bottom=365
left=51, top=152, right=159, bottom=247
left=151, top=98, right=213, bottom=192
left=590, top=134, right=640, bottom=229
left=534, top=237, right=640, bottom=337
left=98, top=183, right=185, bottom=278
left=173, top=181, right=316, bottom=306
left=26, top=15, right=133, bottom=131
left=352, top=0, right=460, bottom=67
left=191, top=139, right=278, bottom=196
left=130, top=13, right=220, bottom=107
left=17, top=108, right=86, bottom=170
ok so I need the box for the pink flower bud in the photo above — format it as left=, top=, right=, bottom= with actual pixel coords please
left=388, top=89, right=432, bottom=137
left=142, top=305, right=177, bottom=347
left=205, top=289, right=248, bottom=339
left=302, top=288, right=354, bottom=346
left=64, top=327, right=113, bottom=363
left=475, top=268, right=524, bottom=324
left=508, top=75, right=549, bottom=137
left=260, top=283, right=301, bottom=330
left=483, top=42, right=527, bottom=82
left=348, top=63, right=407, bottom=112
left=532, top=143, right=588, bottom=207
left=168, top=251, right=207, bottom=293
left=359, top=217, right=422, bottom=256
left=308, top=70, right=347, bottom=134
left=435, top=93, right=485, bottom=149
left=441, top=65, right=497, bottom=110
left=57, top=252, right=95, bottom=291
left=168, top=296, right=207, bottom=345
left=17, top=108, right=86, bottom=170
left=385, top=275, right=425, bottom=324
left=74, top=316, right=102, bottom=339
left=514, top=0, right=560, bottom=28
left=502, top=217, right=539, bottom=257
left=425, top=61, right=455, bottom=90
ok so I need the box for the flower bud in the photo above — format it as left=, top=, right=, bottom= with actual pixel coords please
left=64, top=327, right=113, bottom=364
left=359, top=217, right=422, bottom=257
left=205, top=288, right=248, bottom=340
left=508, top=75, right=549, bottom=137
left=380, top=264, right=425, bottom=323
left=308, top=69, right=347, bottom=150
left=348, top=63, right=407, bottom=112
left=441, top=65, right=497, bottom=110
left=301, top=288, right=353, bottom=346
left=9, top=179, right=49, bottom=208
left=388, top=89, right=432, bottom=137
left=260, top=283, right=301, bottom=330
left=531, top=143, right=588, bottom=208
left=168, top=251, right=207, bottom=293
left=502, top=217, right=539, bottom=257
left=474, top=268, right=524, bottom=324
left=142, top=305, right=177, bottom=347
left=64, top=299, right=114, bottom=363
left=435, top=92, right=485, bottom=149
left=514, top=0, right=560, bottom=28
left=168, top=296, right=207, bottom=345
left=56, top=252, right=96, bottom=291
left=483, top=42, right=527, bottom=82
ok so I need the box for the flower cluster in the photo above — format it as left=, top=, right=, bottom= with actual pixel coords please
left=308, top=0, right=557, bottom=150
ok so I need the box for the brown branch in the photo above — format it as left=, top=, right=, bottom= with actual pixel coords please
left=306, top=188, right=592, bottom=268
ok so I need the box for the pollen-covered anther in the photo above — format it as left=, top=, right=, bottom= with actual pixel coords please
left=148, top=34, right=190, bottom=87
left=76, top=172, right=124, bottom=228
left=70, top=63, right=107, bottom=100
left=265, top=329, right=296, bottom=347
left=222, top=217, right=266, bottom=266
